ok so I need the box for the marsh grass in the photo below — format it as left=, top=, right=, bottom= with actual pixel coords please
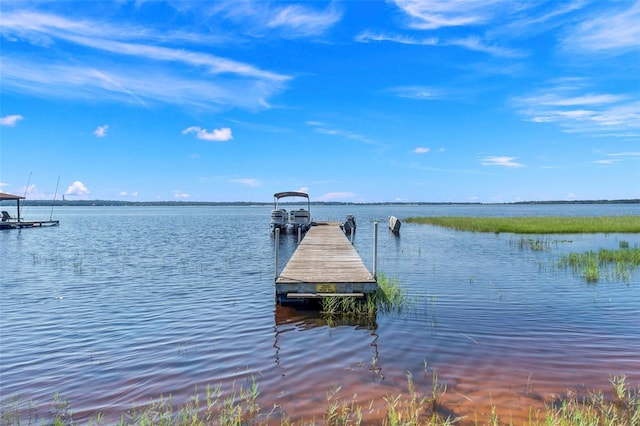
left=320, top=273, right=406, bottom=320
left=405, top=216, right=640, bottom=234
left=3, top=374, right=637, bottom=425
left=558, top=247, right=640, bottom=284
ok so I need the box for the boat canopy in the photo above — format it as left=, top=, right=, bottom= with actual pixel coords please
left=0, top=192, right=25, bottom=201
left=0, top=192, right=25, bottom=221
left=274, top=191, right=309, bottom=200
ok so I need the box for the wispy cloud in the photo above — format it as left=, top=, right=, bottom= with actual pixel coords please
left=356, top=31, right=522, bottom=58
left=183, top=126, right=233, bottom=142
left=267, top=4, right=342, bottom=37
left=394, top=0, right=507, bottom=30
left=607, top=152, right=640, bottom=157
left=481, top=156, right=524, bottom=168
left=0, top=114, right=24, bottom=126
left=0, top=9, right=290, bottom=110
left=447, top=36, right=524, bottom=58
left=229, top=178, right=261, bottom=187
left=94, top=125, right=108, bottom=137
left=306, top=121, right=375, bottom=145
left=414, top=147, right=430, bottom=154
left=388, top=86, right=443, bottom=100
left=355, top=31, right=438, bottom=46
left=514, top=81, right=640, bottom=138
left=562, top=1, right=640, bottom=53
left=593, top=159, right=618, bottom=165
left=315, top=192, right=356, bottom=202
left=207, top=1, right=342, bottom=38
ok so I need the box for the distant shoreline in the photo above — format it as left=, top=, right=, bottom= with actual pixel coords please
left=6, top=199, right=639, bottom=207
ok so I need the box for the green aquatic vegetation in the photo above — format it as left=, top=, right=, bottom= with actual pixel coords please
left=558, top=247, right=640, bottom=284
left=4, top=373, right=637, bottom=425
left=405, top=216, right=640, bottom=234
left=510, top=237, right=574, bottom=251
left=320, top=273, right=406, bottom=319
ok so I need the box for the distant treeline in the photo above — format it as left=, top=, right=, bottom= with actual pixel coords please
left=4, top=199, right=639, bottom=207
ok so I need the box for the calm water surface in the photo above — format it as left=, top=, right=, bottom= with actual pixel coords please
left=1, top=204, right=639, bottom=424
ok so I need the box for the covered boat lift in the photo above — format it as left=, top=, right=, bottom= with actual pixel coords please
left=0, top=191, right=59, bottom=229
left=270, top=191, right=312, bottom=234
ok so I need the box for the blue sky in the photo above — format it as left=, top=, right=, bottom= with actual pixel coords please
left=1, top=0, right=638, bottom=203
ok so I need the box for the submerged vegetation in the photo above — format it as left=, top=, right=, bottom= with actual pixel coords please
left=2, top=374, right=638, bottom=425
left=404, top=216, right=640, bottom=234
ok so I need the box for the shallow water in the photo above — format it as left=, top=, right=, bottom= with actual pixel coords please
left=1, top=204, right=639, bottom=424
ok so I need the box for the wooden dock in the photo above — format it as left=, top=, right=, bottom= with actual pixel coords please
left=0, top=219, right=59, bottom=230
left=275, top=222, right=377, bottom=303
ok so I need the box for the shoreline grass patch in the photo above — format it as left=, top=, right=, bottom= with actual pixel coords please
left=2, top=374, right=638, bottom=425
left=405, top=216, right=640, bottom=234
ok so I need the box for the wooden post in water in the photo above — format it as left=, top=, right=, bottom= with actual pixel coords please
left=274, top=227, right=280, bottom=279
left=373, top=222, right=378, bottom=279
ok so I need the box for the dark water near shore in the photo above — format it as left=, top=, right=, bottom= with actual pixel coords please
left=1, top=204, right=639, bottom=423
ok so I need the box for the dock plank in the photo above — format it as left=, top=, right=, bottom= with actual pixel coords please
left=275, top=222, right=376, bottom=300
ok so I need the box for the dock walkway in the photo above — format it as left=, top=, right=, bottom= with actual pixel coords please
left=275, top=222, right=377, bottom=302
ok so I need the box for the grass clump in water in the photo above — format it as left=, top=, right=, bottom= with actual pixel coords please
left=558, top=247, right=640, bottom=284
left=320, top=273, right=405, bottom=319
left=405, top=216, right=640, bottom=234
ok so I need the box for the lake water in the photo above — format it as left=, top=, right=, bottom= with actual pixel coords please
left=1, top=204, right=639, bottom=424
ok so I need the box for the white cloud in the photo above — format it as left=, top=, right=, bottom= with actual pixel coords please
left=306, top=121, right=374, bottom=145
left=173, top=192, right=190, bottom=199
left=514, top=83, right=640, bottom=138
left=65, top=181, right=90, bottom=196
left=608, top=152, right=640, bottom=157
left=355, top=31, right=438, bottom=46
left=356, top=31, right=521, bottom=58
left=390, top=86, right=442, bottom=100
left=267, top=4, right=342, bottom=37
left=182, top=126, right=233, bottom=142
left=481, top=156, right=524, bottom=168
left=451, top=36, right=525, bottom=58
left=533, top=93, right=626, bottom=107
left=314, top=192, right=356, bottom=202
left=563, top=1, right=640, bottom=53
left=229, top=178, right=261, bottom=187
left=0, top=10, right=290, bottom=111
left=593, top=159, right=618, bottom=165
left=414, top=147, right=430, bottom=154
left=94, top=124, right=109, bottom=137
left=0, top=114, right=24, bottom=126
left=394, top=0, right=506, bottom=30
left=209, top=1, right=341, bottom=38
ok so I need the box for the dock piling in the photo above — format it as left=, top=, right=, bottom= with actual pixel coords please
left=274, top=227, right=280, bottom=279
left=373, top=222, right=378, bottom=279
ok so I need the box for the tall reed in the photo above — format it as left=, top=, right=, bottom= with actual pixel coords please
left=319, top=273, right=406, bottom=319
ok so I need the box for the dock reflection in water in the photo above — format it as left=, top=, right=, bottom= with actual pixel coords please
left=269, top=305, right=386, bottom=421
